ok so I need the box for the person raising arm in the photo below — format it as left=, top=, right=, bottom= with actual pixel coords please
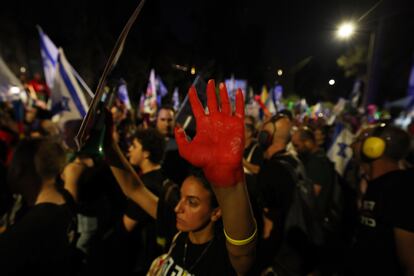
left=107, top=80, right=257, bottom=275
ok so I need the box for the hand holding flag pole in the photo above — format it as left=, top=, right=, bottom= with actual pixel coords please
left=74, top=0, right=146, bottom=154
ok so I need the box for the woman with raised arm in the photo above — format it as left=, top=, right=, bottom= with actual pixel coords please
left=107, top=80, right=257, bottom=275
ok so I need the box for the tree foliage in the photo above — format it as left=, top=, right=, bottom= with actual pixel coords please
left=337, top=45, right=368, bottom=78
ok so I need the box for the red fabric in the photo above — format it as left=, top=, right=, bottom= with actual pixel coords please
left=28, top=79, right=50, bottom=98
left=254, top=95, right=271, bottom=117
left=0, top=130, right=14, bottom=145
left=0, top=129, right=15, bottom=165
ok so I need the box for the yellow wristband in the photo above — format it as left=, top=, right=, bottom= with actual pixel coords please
left=223, top=223, right=257, bottom=246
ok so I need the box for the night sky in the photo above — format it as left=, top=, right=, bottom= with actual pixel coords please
left=1, top=0, right=413, bottom=105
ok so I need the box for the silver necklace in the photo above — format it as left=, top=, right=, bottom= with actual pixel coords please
left=182, top=236, right=214, bottom=272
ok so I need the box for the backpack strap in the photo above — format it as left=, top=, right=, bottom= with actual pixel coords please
left=246, top=143, right=258, bottom=162
left=244, top=143, right=259, bottom=175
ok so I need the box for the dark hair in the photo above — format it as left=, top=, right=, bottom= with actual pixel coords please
left=278, top=109, right=293, bottom=121
left=8, top=138, right=66, bottom=205
left=132, top=128, right=166, bottom=164
left=35, top=140, right=66, bottom=179
left=245, top=116, right=257, bottom=136
left=245, top=123, right=256, bottom=136
left=157, top=105, right=175, bottom=117
left=245, top=115, right=256, bottom=126
left=380, top=125, right=411, bottom=161
left=297, top=126, right=316, bottom=143
left=314, top=125, right=329, bottom=136
left=188, top=168, right=218, bottom=209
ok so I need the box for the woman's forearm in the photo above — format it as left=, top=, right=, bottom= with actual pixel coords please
left=212, top=177, right=257, bottom=275
left=108, top=142, right=159, bottom=219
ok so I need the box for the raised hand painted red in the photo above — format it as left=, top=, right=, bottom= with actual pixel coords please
left=175, top=80, right=245, bottom=187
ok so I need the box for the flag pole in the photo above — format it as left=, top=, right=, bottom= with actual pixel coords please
left=75, top=0, right=146, bottom=150
left=175, top=74, right=200, bottom=120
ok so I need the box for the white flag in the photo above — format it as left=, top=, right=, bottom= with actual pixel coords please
left=0, top=56, right=25, bottom=102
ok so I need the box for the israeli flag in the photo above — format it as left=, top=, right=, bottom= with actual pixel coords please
left=0, top=56, right=26, bottom=102
left=37, top=26, right=58, bottom=89
left=51, top=49, right=89, bottom=126
left=172, top=87, right=180, bottom=111
left=156, top=75, right=168, bottom=106
left=118, top=79, right=132, bottom=110
left=37, top=26, right=93, bottom=98
left=327, top=123, right=355, bottom=175
left=142, top=69, right=157, bottom=115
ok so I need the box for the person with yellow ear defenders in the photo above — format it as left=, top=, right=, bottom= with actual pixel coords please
left=360, top=124, right=389, bottom=160
left=349, top=124, right=414, bottom=276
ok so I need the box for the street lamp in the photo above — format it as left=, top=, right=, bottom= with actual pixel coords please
left=329, top=79, right=336, bottom=86
left=336, top=19, right=378, bottom=107
left=277, top=69, right=283, bottom=76
left=335, top=0, right=384, bottom=107
left=337, top=22, right=355, bottom=39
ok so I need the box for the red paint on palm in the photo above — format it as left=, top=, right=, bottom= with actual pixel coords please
left=175, top=80, right=245, bottom=187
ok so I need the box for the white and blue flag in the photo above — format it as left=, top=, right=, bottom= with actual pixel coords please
left=172, top=87, right=180, bottom=111
left=51, top=49, right=90, bottom=126
left=156, top=74, right=168, bottom=106
left=37, top=26, right=93, bottom=98
left=327, top=123, right=355, bottom=175
left=117, top=79, right=132, bottom=110
left=37, top=25, right=59, bottom=90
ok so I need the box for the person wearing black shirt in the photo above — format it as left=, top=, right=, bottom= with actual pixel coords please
left=124, top=128, right=167, bottom=230
left=257, top=114, right=314, bottom=275
left=291, top=127, right=335, bottom=217
left=107, top=80, right=257, bottom=275
left=0, top=138, right=86, bottom=275
left=123, top=128, right=167, bottom=273
left=349, top=125, right=414, bottom=275
left=292, top=126, right=344, bottom=275
left=148, top=171, right=238, bottom=275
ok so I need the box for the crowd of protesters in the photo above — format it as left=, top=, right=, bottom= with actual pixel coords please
left=0, top=74, right=414, bottom=276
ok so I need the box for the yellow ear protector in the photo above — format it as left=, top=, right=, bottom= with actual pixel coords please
left=361, top=124, right=387, bottom=160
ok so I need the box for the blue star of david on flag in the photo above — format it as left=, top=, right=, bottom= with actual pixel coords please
left=327, top=123, right=355, bottom=176
left=337, top=142, right=348, bottom=158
